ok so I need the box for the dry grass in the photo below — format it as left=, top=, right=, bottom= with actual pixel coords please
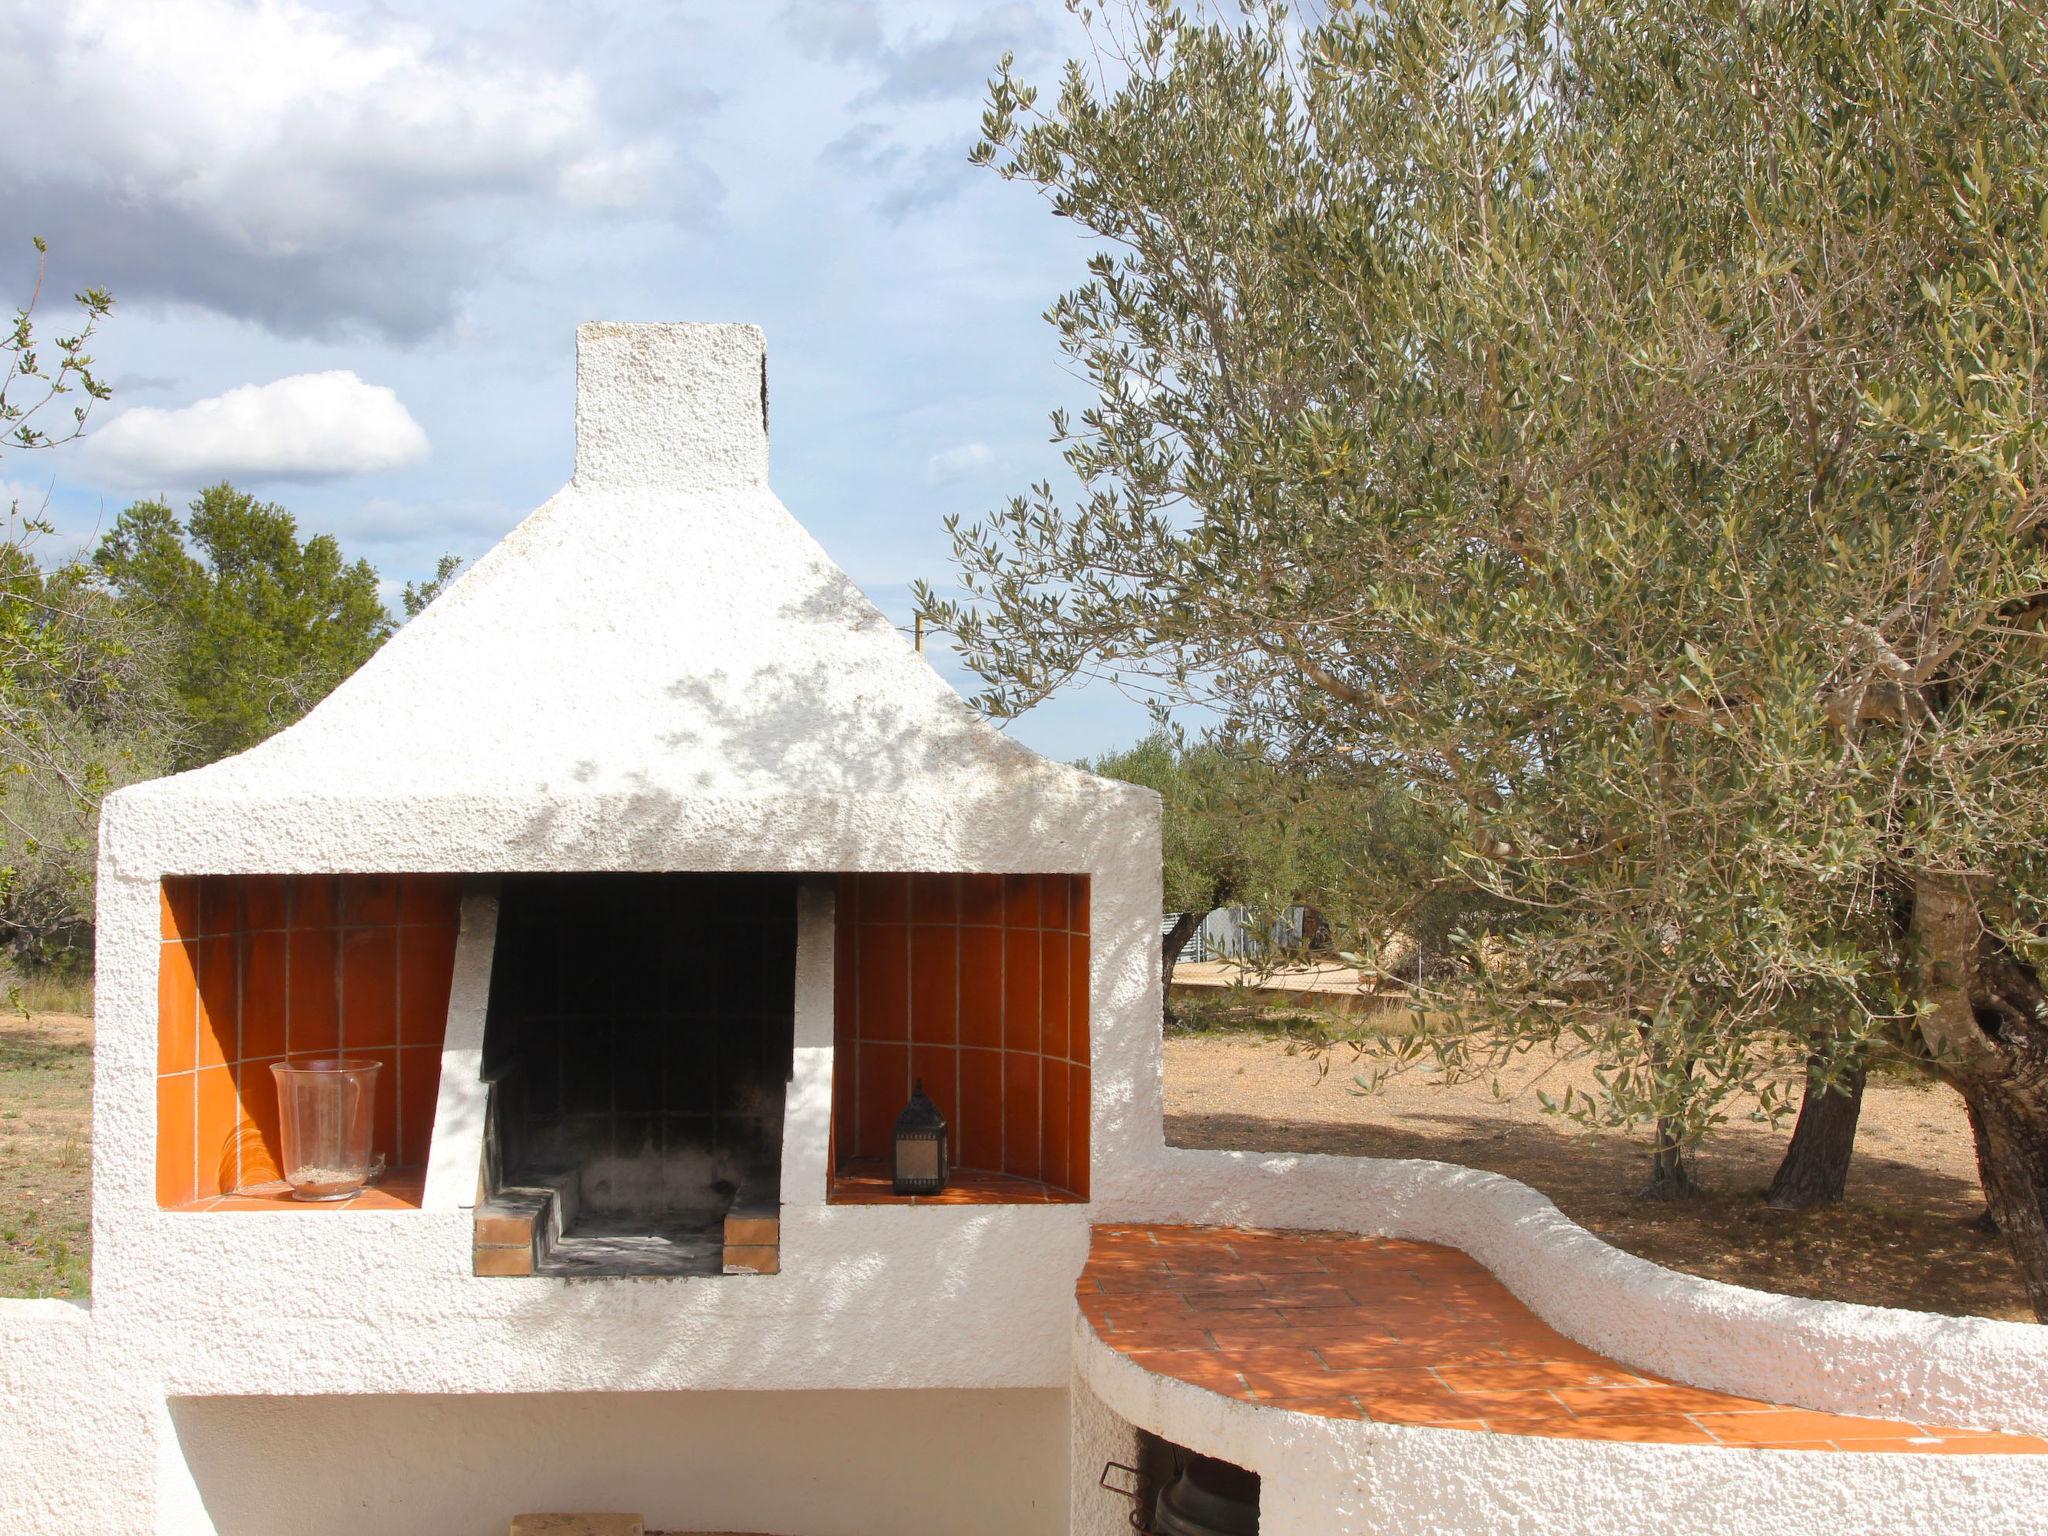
left=0, top=1011, right=93, bottom=1298
left=1164, top=1013, right=2031, bottom=1322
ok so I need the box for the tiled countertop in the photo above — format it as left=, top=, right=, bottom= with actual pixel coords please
left=1081, top=1223, right=2048, bottom=1453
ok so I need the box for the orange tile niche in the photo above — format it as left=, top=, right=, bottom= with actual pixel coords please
left=156, top=874, right=461, bottom=1209
left=831, top=873, right=1089, bottom=1204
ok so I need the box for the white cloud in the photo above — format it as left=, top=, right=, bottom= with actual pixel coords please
left=88, top=372, right=428, bottom=487
left=0, top=0, right=706, bottom=338
left=925, top=442, right=994, bottom=486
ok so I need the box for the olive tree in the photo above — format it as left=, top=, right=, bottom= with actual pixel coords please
left=921, top=0, right=2048, bottom=1310
left=1085, top=730, right=1462, bottom=1015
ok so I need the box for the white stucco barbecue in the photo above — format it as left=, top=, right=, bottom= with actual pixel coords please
left=5, top=324, right=2046, bottom=1535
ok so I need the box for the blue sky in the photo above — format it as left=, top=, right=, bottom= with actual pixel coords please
left=2, top=0, right=1153, bottom=762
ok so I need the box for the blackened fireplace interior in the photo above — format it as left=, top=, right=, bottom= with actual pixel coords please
left=480, top=872, right=796, bottom=1276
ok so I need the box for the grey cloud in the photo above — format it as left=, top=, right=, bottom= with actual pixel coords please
left=2, top=3, right=721, bottom=344
left=782, top=2, right=1050, bottom=104
left=821, top=123, right=975, bottom=224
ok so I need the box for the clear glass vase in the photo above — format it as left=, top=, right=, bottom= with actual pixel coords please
left=270, top=1058, right=383, bottom=1201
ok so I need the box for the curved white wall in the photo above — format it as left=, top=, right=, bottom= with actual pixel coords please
left=1105, top=1146, right=2048, bottom=1437
left=1071, top=1312, right=2048, bottom=1536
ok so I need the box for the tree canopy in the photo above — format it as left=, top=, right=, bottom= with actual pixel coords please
left=922, top=0, right=2048, bottom=1311
left=93, top=484, right=393, bottom=770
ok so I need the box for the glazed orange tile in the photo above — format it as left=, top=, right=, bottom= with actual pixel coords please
left=1001, top=928, right=1041, bottom=1054
left=155, top=1073, right=197, bottom=1207
left=161, top=877, right=197, bottom=941
left=1001, top=872, right=1043, bottom=928
left=195, top=875, right=240, bottom=937
left=1001, top=1047, right=1039, bottom=1179
left=957, top=1047, right=1003, bottom=1170
left=241, top=874, right=288, bottom=931
left=195, top=936, right=239, bottom=1070
left=158, top=939, right=199, bottom=1074
left=397, top=873, right=463, bottom=927
left=339, top=925, right=399, bottom=1049
left=1039, top=931, right=1070, bottom=1059
left=909, top=925, right=958, bottom=1045
left=857, top=1042, right=910, bottom=1154
left=289, top=874, right=335, bottom=930
left=831, top=1033, right=858, bottom=1159
left=958, top=872, right=1003, bottom=926
left=1040, top=1058, right=1070, bottom=1194
left=1070, top=875, right=1091, bottom=933
left=240, top=931, right=288, bottom=1059
left=1067, top=1065, right=1090, bottom=1197
left=287, top=926, right=341, bottom=1055
left=1041, top=874, right=1071, bottom=930
left=368, top=1049, right=400, bottom=1165
left=957, top=927, right=1004, bottom=1049
left=855, top=923, right=910, bottom=1041
left=340, top=874, right=400, bottom=926
left=910, top=1041, right=956, bottom=1121
left=909, top=872, right=957, bottom=925
left=396, top=1044, right=443, bottom=1166
left=1068, top=937, right=1090, bottom=1064
left=232, top=1056, right=285, bottom=1185
left=195, top=1065, right=240, bottom=1200
left=397, top=922, right=459, bottom=1045
left=860, top=873, right=910, bottom=925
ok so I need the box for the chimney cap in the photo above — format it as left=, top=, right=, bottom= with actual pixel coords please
left=574, top=321, right=769, bottom=491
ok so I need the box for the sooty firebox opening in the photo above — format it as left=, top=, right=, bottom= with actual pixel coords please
left=479, top=873, right=796, bottom=1277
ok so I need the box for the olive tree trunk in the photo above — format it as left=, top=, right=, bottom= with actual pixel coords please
left=1764, top=1056, right=1867, bottom=1211
left=1911, top=875, right=2048, bottom=1320
left=1159, top=909, right=1205, bottom=1028
left=1641, top=1118, right=1698, bottom=1201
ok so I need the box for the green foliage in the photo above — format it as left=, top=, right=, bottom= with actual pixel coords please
left=925, top=0, right=2048, bottom=1181
left=2, top=237, right=111, bottom=458
left=94, top=484, right=393, bottom=770
left=402, top=553, right=463, bottom=619
left=1086, top=728, right=1470, bottom=961
left=0, top=244, right=138, bottom=974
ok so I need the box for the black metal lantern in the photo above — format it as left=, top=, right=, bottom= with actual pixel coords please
left=892, top=1078, right=949, bottom=1195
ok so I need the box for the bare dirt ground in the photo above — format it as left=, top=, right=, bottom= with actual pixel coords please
left=1164, top=1021, right=2031, bottom=1321
left=0, top=1011, right=93, bottom=1297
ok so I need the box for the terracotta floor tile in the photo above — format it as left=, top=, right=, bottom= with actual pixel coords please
left=1540, top=1415, right=1719, bottom=1444
left=1879, top=1436, right=2048, bottom=1455
left=1738, top=1440, right=1845, bottom=1451
left=1361, top=1395, right=1486, bottom=1427
left=1083, top=1223, right=2048, bottom=1457
left=1693, top=1409, right=1925, bottom=1446
left=1257, top=1395, right=1368, bottom=1419
left=1437, top=1361, right=1649, bottom=1394
left=1552, top=1384, right=1751, bottom=1417
left=1124, top=1329, right=1222, bottom=1353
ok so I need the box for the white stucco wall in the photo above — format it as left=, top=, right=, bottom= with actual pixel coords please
left=0, top=1299, right=156, bottom=1531
left=167, top=1387, right=1067, bottom=1536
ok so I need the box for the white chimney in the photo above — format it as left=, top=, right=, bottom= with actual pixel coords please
left=573, top=321, right=769, bottom=491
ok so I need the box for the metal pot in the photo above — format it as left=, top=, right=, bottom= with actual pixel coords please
left=1150, top=1454, right=1259, bottom=1536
